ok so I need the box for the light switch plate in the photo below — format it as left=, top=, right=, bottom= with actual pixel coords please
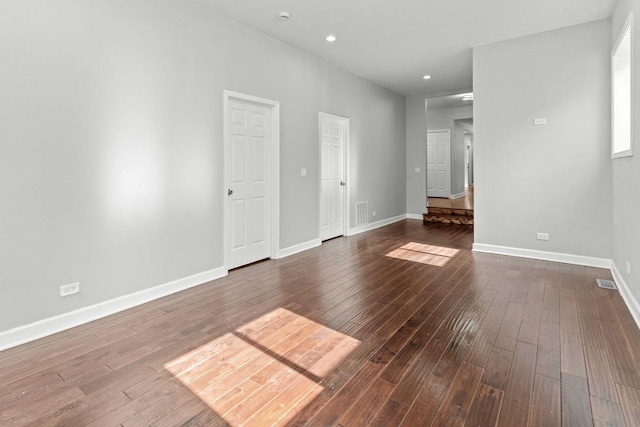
left=300, top=168, right=307, bottom=177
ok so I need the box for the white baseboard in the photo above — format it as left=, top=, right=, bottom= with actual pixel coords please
left=347, top=214, right=407, bottom=236
left=274, top=238, right=321, bottom=259
left=611, top=262, right=640, bottom=329
left=472, top=243, right=612, bottom=269
left=450, top=193, right=465, bottom=199
left=0, top=267, right=228, bottom=352
left=406, top=213, right=424, bottom=220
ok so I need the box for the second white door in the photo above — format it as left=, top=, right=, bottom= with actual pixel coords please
left=320, top=113, right=347, bottom=241
left=227, top=97, right=272, bottom=269
left=427, top=130, right=451, bottom=198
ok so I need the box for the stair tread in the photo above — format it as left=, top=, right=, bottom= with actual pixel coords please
left=423, top=212, right=474, bottom=226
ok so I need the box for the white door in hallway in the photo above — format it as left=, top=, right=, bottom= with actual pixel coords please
left=320, top=113, right=348, bottom=241
left=227, top=97, right=272, bottom=269
left=427, top=130, right=451, bottom=198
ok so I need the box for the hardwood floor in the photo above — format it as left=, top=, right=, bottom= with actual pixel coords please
left=1, top=220, right=639, bottom=426
left=428, top=186, right=474, bottom=210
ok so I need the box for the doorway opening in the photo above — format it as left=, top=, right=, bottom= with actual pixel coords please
left=425, top=93, right=474, bottom=225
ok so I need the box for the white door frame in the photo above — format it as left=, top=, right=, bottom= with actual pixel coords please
left=426, top=129, right=451, bottom=198
left=223, top=90, right=280, bottom=269
left=318, top=112, right=350, bottom=240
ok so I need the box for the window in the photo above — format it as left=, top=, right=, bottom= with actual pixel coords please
left=612, top=13, right=633, bottom=158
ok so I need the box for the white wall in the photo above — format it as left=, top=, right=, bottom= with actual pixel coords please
left=473, top=20, right=613, bottom=258
left=406, top=96, right=427, bottom=215
left=427, top=105, right=473, bottom=196
left=611, top=0, right=640, bottom=308
left=0, top=0, right=406, bottom=332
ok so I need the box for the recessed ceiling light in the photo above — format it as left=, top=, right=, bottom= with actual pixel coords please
left=423, top=75, right=431, bottom=80
left=326, top=34, right=336, bottom=42
left=278, top=11, right=291, bottom=21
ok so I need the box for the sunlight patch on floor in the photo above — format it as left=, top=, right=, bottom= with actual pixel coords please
left=164, top=308, right=360, bottom=426
left=386, top=242, right=460, bottom=266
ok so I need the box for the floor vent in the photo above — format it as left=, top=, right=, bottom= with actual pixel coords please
left=355, top=201, right=368, bottom=227
left=596, top=279, right=617, bottom=290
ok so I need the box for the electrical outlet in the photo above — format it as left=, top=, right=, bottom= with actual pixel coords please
left=414, top=167, right=420, bottom=173
left=536, top=232, right=549, bottom=241
left=300, top=168, right=307, bottom=177
left=372, top=211, right=377, bottom=217
left=60, top=282, right=80, bottom=297
left=627, top=261, right=631, bottom=275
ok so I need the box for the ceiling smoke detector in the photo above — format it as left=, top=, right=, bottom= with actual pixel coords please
left=278, top=11, right=291, bottom=21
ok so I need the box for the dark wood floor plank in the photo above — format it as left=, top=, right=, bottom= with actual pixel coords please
left=583, top=344, right=619, bottom=402
left=601, top=320, right=640, bottom=388
left=432, top=362, right=483, bottom=425
left=0, top=221, right=637, bottom=426
left=560, top=330, right=587, bottom=378
left=617, top=383, right=640, bottom=426
left=497, top=341, right=537, bottom=427
left=482, top=347, right=514, bottom=390
left=537, top=323, right=561, bottom=380
left=529, top=374, right=561, bottom=427
left=561, top=373, right=593, bottom=427
left=465, top=383, right=503, bottom=427
left=590, top=396, right=626, bottom=427
left=335, top=377, right=395, bottom=427
left=368, top=399, right=409, bottom=427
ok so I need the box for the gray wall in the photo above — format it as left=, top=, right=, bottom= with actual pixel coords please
left=0, top=0, right=406, bottom=332
left=473, top=20, right=613, bottom=258
left=427, top=105, right=473, bottom=196
left=612, top=0, right=640, bottom=305
left=405, top=96, right=427, bottom=215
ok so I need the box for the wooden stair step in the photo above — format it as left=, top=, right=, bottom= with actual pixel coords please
left=427, top=207, right=474, bottom=217
left=423, top=213, right=474, bottom=226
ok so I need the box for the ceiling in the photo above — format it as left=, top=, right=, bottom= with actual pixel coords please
left=197, top=0, right=617, bottom=96
left=428, top=93, right=473, bottom=109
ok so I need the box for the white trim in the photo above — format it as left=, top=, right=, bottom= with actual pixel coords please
left=274, top=238, right=322, bottom=259
left=318, top=112, right=350, bottom=241
left=406, top=213, right=424, bottom=220
left=0, top=267, right=227, bottom=351
left=472, top=243, right=612, bottom=269
left=223, top=91, right=280, bottom=269
left=611, top=262, right=640, bottom=329
left=347, top=214, right=408, bottom=236
left=449, top=192, right=465, bottom=199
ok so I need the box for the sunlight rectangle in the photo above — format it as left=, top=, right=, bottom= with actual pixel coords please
left=164, top=308, right=360, bottom=426
left=385, top=242, right=460, bottom=266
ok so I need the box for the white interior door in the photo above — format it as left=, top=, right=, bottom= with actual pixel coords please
left=320, top=113, right=347, bottom=241
left=227, top=97, right=272, bottom=269
left=427, top=130, right=451, bottom=198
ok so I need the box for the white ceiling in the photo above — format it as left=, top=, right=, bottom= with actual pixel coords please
left=197, top=0, right=617, bottom=96
left=428, top=93, right=473, bottom=109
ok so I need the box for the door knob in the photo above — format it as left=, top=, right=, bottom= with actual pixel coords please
left=228, top=189, right=233, bottom=196
left=340, top=181, right=346, bottom=186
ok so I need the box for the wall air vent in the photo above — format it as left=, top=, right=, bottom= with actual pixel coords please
left=596, top=279, right=617, bottom=290
left=355, top=201, right=368, bottom=227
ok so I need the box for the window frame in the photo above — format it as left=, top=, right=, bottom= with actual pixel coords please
left=611, top=12, right=634, bottom=159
